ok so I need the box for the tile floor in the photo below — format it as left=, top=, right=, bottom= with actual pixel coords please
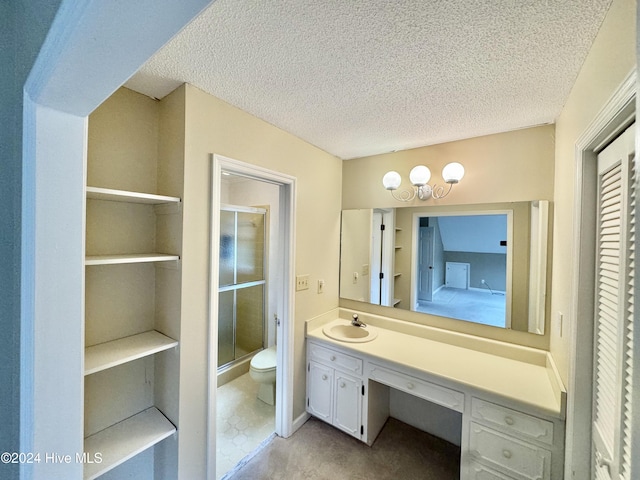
left=216, top=372, right=275, bottom=480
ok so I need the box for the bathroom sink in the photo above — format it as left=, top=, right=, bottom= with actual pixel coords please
left=322, top=322, right=378, bottom=343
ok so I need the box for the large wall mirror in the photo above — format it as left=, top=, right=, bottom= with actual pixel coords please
left=339, top=201, right=551, bottom=335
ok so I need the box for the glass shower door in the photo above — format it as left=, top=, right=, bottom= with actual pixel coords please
left=218, top=207, right=266, bottom=369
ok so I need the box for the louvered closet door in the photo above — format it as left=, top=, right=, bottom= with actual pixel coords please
left=592, top=123, right=635, bottom=480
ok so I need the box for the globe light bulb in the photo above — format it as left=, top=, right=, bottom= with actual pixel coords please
left=409, top=165, right=431, bottom=186
left=442, top=162, right=465, bottom=184
left=382, top=171, right=402, bottom=190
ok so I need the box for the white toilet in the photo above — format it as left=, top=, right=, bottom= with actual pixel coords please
left=249, top=346, right=277, bottom=405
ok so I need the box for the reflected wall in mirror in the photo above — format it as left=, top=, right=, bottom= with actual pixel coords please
left=339, top=201, right=550, bottom=334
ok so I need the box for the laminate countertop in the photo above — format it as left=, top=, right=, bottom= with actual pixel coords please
left=306, top=312, right=566, bottom=419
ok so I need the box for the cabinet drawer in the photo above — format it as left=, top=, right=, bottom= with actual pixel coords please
left=308, top=342, right=363, bottom=375
left=368, top=363, right=464, bottom=412
left=468, top=460, right=513, bottom=480
left=472, top=398, right=554, bottom=445
left=469, top=422, right=551, bottom=480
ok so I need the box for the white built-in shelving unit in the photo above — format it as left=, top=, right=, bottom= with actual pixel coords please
left=84, top=185, right=181, bottom=479
left=393, top=226, right=401, bottom=307
left=84, top=89, right=186, bottom=479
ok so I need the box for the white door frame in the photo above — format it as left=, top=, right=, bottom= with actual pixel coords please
left=565, top=69, right=636, bottom=479
left=208, top=154, right=296, bottom=479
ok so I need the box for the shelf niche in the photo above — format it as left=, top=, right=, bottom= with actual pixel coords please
left=83, top=407, right=176, bottom=480
left=85, top=87, right=184, bottom=480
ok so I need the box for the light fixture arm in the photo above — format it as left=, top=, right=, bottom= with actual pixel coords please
left=430, top=183, right=453, bottom=199
left=390, top=188, right=417, bottom=202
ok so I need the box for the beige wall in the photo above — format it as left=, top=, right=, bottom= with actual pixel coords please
left=342, top=124, right=555, bottom=210
left=87, top=87, right=160, bottom=193
left=340, top=209, right=373, bottom=302
left=550, top=0, right=636, bottom=386
left=177, top=84, right=342, bottom=478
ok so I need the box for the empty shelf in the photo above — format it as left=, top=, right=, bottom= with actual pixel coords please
left=84, top=407, right=176, bottom=480
left=86, top=186, right=180, bottom=205
left=85, top=331, right=178, bottom=376
left=85, top=254, right=180, bottom=266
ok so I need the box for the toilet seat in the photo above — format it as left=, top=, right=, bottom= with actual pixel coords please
left=250, top=346, right=277, bottom=372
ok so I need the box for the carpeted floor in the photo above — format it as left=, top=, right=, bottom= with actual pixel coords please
left=416, top=287, right=506, bottom=328
left=224, top=416, right=460, bottom=480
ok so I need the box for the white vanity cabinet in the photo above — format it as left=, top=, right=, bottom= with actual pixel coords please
left=305, top=314, right=567, bottom=480
left=464, top=397, right=564, bottom=480
left=306, top=341, right=364, bottom=439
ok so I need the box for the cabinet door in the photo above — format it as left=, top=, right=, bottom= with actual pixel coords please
left=333, top=372, right=362, bottom=438
left=307, top=361, right=333, bottom=422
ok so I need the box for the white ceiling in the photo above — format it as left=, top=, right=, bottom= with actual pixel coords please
left=126, top=0, right=612, bottom=160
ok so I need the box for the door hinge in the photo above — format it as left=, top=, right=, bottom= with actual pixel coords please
left=361, top=425, right=364, bottom=435
left=362, top=385, right=365, bottom=396
left=379, top=272, right=384, bottom=280
left=308, top=363, right=310, bottom=372
left=380, top=224, right=386, bottom=231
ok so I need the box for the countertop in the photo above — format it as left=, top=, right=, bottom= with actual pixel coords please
left=306, top=312, right=566, bottom=419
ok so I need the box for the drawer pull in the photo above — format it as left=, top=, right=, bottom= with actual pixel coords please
left=504, top=416, right=515, bottom=426
left=330, top=355, right=336, bottom=361
left=322, top=374, right=328, bottom=381
left=340, top=382, right=346, bottom=388
left=502, top=449, right=512, bottom=459
left=407, top=382, right=415, bottom=390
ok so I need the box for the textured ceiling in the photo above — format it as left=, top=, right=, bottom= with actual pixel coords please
left=126, top=0, right=613, bottom=159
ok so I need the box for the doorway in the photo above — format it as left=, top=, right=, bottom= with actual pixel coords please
left=417, top=225, right=435, bottom=302
left=590, top=123, right=635, bottom=479
left=567, top=71, right=636, bottom=479
left=209, top=154, right=296, bottom=479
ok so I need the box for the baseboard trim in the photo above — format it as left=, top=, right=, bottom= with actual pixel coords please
left=292, top=411, right=311, bottom=435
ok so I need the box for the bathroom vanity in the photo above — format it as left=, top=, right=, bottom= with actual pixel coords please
left=306, top=310, right=566, bottom=480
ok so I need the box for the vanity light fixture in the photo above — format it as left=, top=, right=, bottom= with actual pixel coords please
left=382, top=162, right=465, bottom=202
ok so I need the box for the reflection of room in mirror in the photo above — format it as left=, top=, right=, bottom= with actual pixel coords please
left=414, top=215, right=507, bottom=329
left=339, top=201, right=550, bottom=335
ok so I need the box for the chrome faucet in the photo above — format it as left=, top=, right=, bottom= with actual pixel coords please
left=351, top=313, right=366, bottom=328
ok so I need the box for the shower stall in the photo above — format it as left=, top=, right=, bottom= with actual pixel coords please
left=218, top=205, right=267, bottom=372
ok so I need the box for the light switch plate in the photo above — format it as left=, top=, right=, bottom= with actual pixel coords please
left=296, top=274, right=310, bottom=291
